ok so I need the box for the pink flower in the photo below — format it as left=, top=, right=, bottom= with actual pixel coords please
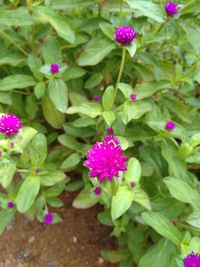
left=0, top=114, right=22, bottom=136
left=164, top=2, right=178, bottom=16
left=183, top=253, right=200, bottom=267
left=106, top=128, right=113, bottom=135
left=130, top=94, right=137, bottom=101
left=93, top=95, right=101, bottom=102
left=50, top=64, right=59, bottom=74
left=94, top=187, right=101, bottom=195
left=114, top=26, right=137, bottom=45
left=165, top=120, right=176, bottom=131
left=43, top=213, right=54, bottom=225
left=84, top=136, right=128, bottom=183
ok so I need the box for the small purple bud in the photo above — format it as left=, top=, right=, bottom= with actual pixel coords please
left=106, top=128, right=113, bottom=135
left=164, top=2, right=178, bottom=16
left=7, top=201, right=15, bottom=209
left=165, top=120, right=176, bottom=131
left=50, top=64, right=59, bottom=74
left=10, top=141, right=14, bottom=148
left=43, top=213, right=54, bottom=225
left=93, top=95, right=101, bottom=102
left=130, top=182, right=135, bottom=189
left=183, top=253, right=200, bottom=267
left=130, top=94, right=137, bottom=102
left=35, top=168, right=40, bottom=174
left=114, top=26, right=137, bottom=45
left=94, top=187, right=101, bottom=195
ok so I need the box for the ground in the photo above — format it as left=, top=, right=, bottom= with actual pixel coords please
left=0, top=192, right=116, bottom=267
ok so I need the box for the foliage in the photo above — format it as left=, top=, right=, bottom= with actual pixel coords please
left=0, top=0, right=200, bottom=266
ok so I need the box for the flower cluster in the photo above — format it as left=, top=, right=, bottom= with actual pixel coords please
left=50, top=63, right=59, bottom=74
left=183, top=253, right=200, bottom=267
left=84, top=136, right=128, bottom=183
left=165, top=120, right=176, bottom=131
left=114, top=26, right=137, bottom=45
left=0, top=114, right=22, bottom=136
left=164, top=2, right=178, bottom=16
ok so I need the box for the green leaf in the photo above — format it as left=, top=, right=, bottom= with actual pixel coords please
left=126, top=42, right=137, bottom=58
left=42, top=94, right=65, bottom=129
left=125, top=157, right=141, bottom=185
left=77, top=38, right=116, bottom=66
left=142, top=212, right=182, bottom=245
left=84, top=73, right=104, bottom=89
left=0, top=92, right=12, bottom=105
left=40, top=171, right=67, bottom=186
left=52, top=0, right=94, bottom=9
left=0, top=209, right=15, bottom=235
left=66, top=102, right=102, bottom=118
left=190, top=133, right=200, bottom=147
left=0, top=54, right=26, bottom=66
left=183, top=26, right=200, bottom=54
left=61, top=153, right=81, bottom=170
left=0, top=159, right=16, bottom=188
left=14, top=127, right=37, bottom=151
left=102, top=85, right=115, bottom=110
left=133, top=188, right=151, bottom=211
left=101, top=250, right=131, bottom=264
left=63, top=66, right=86, bottom=81
left=45, top=184, right=65, bottom=197
left=16, top=175, right=40, bottom=213
left=0, top=7, right=33, bottom=26
left=58, top=134, right=82, bottom=150
left=111, top=185, right=135, bottom=220
left=48, top=79, right=68, bottom=113
left=42, top=37, right=63, bottom=64
left=65, top=181, right=84, bottom=192
left=33, top=6, right=75, bottom=44
left=127, top=0, right=166, bottom=22
left=30, top=133, right=47, bottom=167
left=0, top=75, right=36, bottom=91
left=99, top=22, right=115, bottom=40
left=28, top=54, right=43, bottom=81
left=34, top=82, right=46, bottom=99
left=97, top=211, right=114, bottom=226
left=186, top=210, right=200, bottom=228
left=164, top=177, right=200, bottom=210
left=103, top=110, right=116, bottom=126
left=73, top=188, right=99, bottom=209
left=139, top=239, right=176, bottom=267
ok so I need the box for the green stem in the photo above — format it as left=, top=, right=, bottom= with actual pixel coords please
left=120, top=0, right=123, bottom=25
left=113, top=47, right=126, bottom=103
left=0, top=29, right=28, bottom=56
left=176, top=222, right=200, bottom=234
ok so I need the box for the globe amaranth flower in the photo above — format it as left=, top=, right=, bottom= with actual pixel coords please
left=93, top=95, right=101, bottom=102
left=130, top=94, right=137, bottom=102
left=50, top=64, right=59, bottom=74
left=183, top=253, right=200, bottom=267
left=114, top=26, right=137, bottom=45
left=165, top=120, right=176, bottom=131
left=0, top=114, right=22, bottom=136
left=43, top=213, right=54, bottom=225
left=84, top=136, right=128, bottom=183
left=164, top=2, right=178, bottom=16
left=94, top=187, right=101, bottom=195
left=7, top=201, right=15, bottom=209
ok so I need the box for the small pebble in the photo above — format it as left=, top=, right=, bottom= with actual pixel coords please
left=6, top=224, right=13, bottom=231
left=72, top=236, right=77, bottom=243
left=28, top=236, right=35, bottom=244
left=98, top=257, right=104, bottom=265
left=23, top=249, right=29, bottom=258
left=48, top=260, right=58, bottom=267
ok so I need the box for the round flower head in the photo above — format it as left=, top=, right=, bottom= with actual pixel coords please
left=7, top=201, right=15, bottom=209
left=93, top=95, right=101, bottom=102
left=84, top=136, right=128, bottom=183
left=0, top=114, right=22, bottom=136
left=50, top=64, right=59, bottom=74
left=106, top=128, right=113, bottom=135
left=183, top=253, right=200, bottom=267
left=114, top=26, right=137, bottom=45
left=164, top=2, right=178, bottom=16
left=43, top=213, right=54, bottom=225
left=165, top=120, right=176, bottom=131
left=94, top=187, right=101, bottom=195
left=130, top=94, right=137, bottom=102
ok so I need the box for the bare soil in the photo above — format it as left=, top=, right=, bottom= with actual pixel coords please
left=0, top=192, right=116, bottom=267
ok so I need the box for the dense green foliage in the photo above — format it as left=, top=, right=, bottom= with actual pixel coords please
left=0, top=0, right=200, bottom=266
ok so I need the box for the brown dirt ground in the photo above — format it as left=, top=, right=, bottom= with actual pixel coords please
left=0, top=192, right=117, bottom=267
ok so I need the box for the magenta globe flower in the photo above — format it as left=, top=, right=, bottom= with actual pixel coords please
left=164, top=2, right=178, bottom=16
left=183, top=253, right=200, bottom=267
left=84, top=136, right=128, bottom=183
left=165, top=120, right=176, bottom=131
left=94, top=187, right=101, bottom=195
left=114, top=26, right=137, bottom=45
left=0, top=114, right=22, bottom=136
left=43, top=213, right=54, bottom=225
left=130, top=94, right=137, bottom=102
left=50, top=64, right=59, bottom=74
left=7, top=201, right=15, bottom=209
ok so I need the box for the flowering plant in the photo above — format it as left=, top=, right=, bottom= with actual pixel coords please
left=0, top=0, right=200, bottom=266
